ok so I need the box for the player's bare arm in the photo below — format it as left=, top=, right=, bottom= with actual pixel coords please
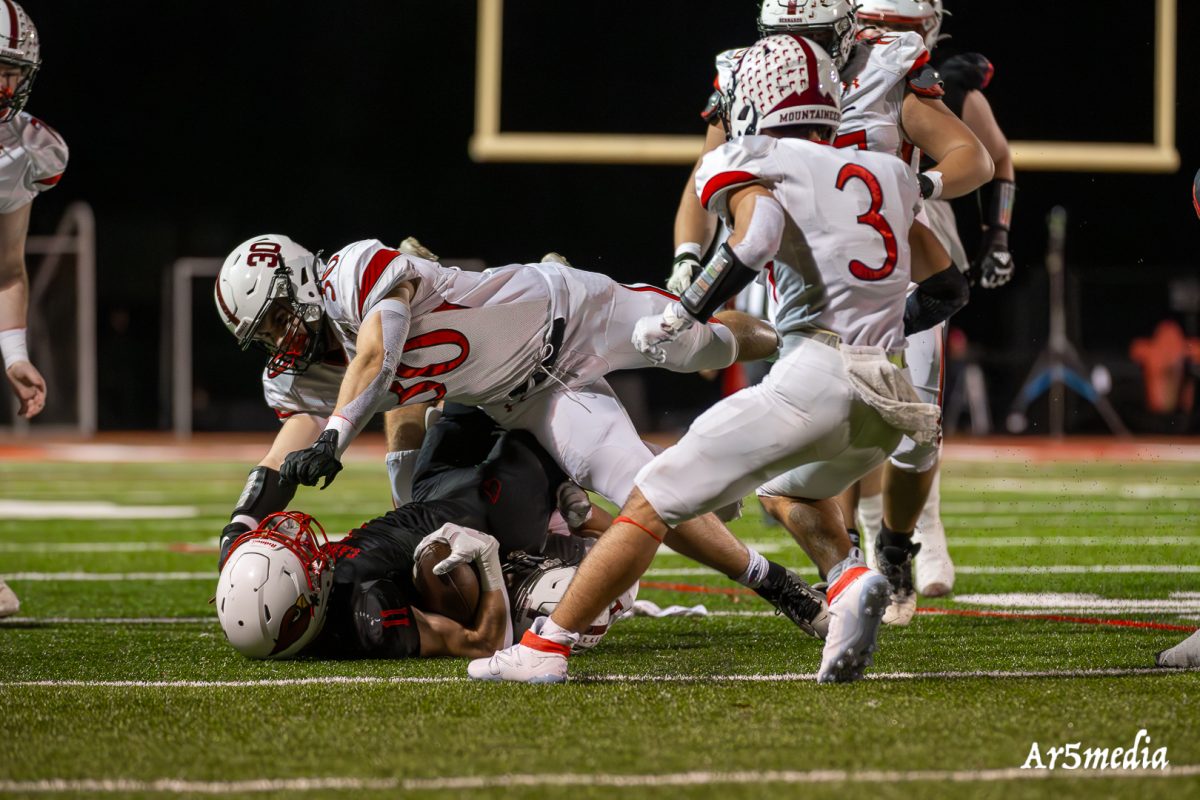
left=413, top=588, right=510, bottom=659
left=669, top=124, right=727, bottom=294
left=0, top=203, right=45, bottom=418
left=902, top=93, right=993, bottom=200
left=961, top=91, right=1012, bottom=182
left=412, top=525, right=512, bottom=658
left=280, top=280, right=416, bottom=489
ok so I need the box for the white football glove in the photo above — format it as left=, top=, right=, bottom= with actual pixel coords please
left=666, top=253, right=701, bottom=295
left=398, top=236, right=439, bottom=262
left=414, top=523, right=503, bottom=591
left=632, top=302, right=695, bottom=364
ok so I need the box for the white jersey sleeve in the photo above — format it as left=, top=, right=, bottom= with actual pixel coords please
left=836, top=32, right=931, bottom=166
left=322, top=239, right=427, bottom=333
left=694, top=137, right=780, bottom=220
left=0, top=113, right=68, bottom=214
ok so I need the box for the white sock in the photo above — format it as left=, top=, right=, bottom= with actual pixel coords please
left=385, top=449, right=420, bottom=507
left=736, top=547, right=771, bottom=588
left=858, top=492, right=883, bottom=540
left=534, top=616, right=577, bottom=646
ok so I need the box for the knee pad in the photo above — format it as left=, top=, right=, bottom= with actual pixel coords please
left=351, top=579, right=421, bottom=659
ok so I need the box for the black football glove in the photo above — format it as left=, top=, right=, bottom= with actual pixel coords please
left=280, top=429, right=344, bottom=489
left=971, top=226, right=1015, bottom=289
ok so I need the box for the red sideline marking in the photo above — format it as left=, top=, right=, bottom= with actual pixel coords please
left=641, top=581, right=1200, bottom=632
left=918, top=606, right=1199, bottom=633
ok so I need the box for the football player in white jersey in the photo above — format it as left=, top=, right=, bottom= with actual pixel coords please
left=0, top=1, right=67, bottom=619
left=471, top=35, right=969, bottom=685
left=669, top=0, right=991, bottom=626
left=850, top=0, right=1017, bottom=606
left=213, top=238, right=440, bottom=566
left=216, top=235, right=832, bottom=636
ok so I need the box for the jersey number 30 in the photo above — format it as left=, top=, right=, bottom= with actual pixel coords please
left=835, top=164, right=898, bottom=282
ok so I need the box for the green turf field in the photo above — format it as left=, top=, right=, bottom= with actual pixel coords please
left=2, top=456, right=1199, bottom=799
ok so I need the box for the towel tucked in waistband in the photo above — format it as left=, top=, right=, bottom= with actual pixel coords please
left=840, top=345, right=941, bottom=447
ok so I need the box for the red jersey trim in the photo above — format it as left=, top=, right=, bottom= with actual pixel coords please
left=907, top=50, right=931, bottom=76
left=356, top=248, right=402, bottom=319
left=274, top=408, right=298, bottom=420
left=35, top=174, right=63, bottom=187
left=700, top=170, right=761, bottom=211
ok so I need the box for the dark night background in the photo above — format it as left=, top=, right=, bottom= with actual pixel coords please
left=10, top=1, right=1199, bottom=435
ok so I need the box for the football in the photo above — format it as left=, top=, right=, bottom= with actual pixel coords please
left=413, top=541, right=481, bottom=625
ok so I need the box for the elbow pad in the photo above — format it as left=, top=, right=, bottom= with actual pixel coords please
left=904, top=267, right=970, bottom=335
left=680, top=243, right=760, bottom=322
left=231, top=466, right=296, bottom=526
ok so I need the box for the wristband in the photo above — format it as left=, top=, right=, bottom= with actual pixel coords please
left=918, top=170, right=944, bottom=200
left=0, top=328, right=29, bottom=369
left=325, top=415, right=354, bottom=457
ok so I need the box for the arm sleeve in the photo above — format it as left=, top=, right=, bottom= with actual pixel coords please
left=327, top=299, right=412, bottom=453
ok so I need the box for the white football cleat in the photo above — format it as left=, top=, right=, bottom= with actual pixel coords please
left=1156, top=630, right=1200, bottom=668
left=0, top=579, right=19, bottom=618
left=913, top=472, right=954, bottom=597
left=914, top=523, right=955, bottom=598
left=468, top=616, right=576, bottom=684
left=817, top=556, right=889, bottom=684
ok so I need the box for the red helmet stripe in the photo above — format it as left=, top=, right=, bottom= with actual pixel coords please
left=2, top=1, right=16, bottom=49
left=214, top=280, right=239, bottom=325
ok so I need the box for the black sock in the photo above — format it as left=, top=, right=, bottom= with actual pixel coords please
left=846, top=527, right=861, bottom=549
left=755, top=560, right=789, bottom=597
left=879, top=523, right=914, bottom=550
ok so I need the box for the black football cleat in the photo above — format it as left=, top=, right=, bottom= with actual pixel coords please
left=756, top=567, right=829, bottom=640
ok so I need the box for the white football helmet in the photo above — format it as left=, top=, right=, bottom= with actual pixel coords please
left=215, top=234, right=326, bottom=374
left=758, top=0, right=859, bottom=70
left=856, top=0, right=944, bottom=49
left=215, top=512, right=334, bottom=660
left=0, top=2, right=40, bottom=122
left=728, top=35, right=842, bottom=140
left=512, top=563, right=637, bottom=653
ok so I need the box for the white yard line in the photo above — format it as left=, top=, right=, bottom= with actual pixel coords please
left=944, top=536, right=1200, bottom=547
left=4, top=563, right=1198, bottom=583
left=2, top=764, right=1199, bottom=794
left=0, top=617, right=214, bottom=625
left=0, top=500, right=198, bottom=519
left=644, top=565, right=1200, bottom=578
left=946, top=479, right=1200, bottom=499
left=940, top=501, right=1200, bottom=514
left=0, top=572, right=215, bottom=581
left=0, top=542, right=211, bottom=553
left=2, top=666, right=1195, bottom=690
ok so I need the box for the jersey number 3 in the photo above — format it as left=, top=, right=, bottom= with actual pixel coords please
left=835, top=164, right=898, bottom=282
